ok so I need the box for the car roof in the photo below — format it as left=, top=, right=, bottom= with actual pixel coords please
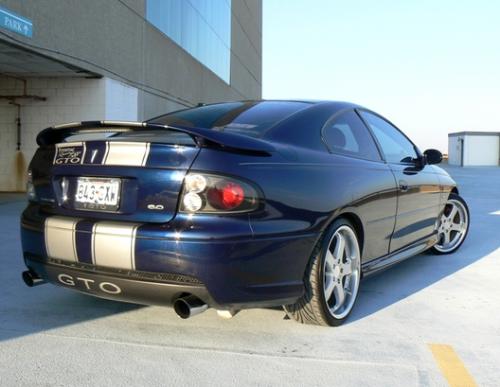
left=195, top=99, right=360, bottom=109
left=240, top=99, right=360, bottom=108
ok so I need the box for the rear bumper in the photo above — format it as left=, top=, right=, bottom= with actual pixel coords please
left=25, top=255, right=214, bottom=307
left=21, top=205, right=319, bottom=309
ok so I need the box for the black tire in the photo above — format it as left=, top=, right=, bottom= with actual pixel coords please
left=283, top=218, right=361, bottom=326
left=431, top=193, right=470, bottom=255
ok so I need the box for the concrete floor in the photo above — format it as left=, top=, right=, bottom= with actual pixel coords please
left=0, top=166, right=499, bottom=386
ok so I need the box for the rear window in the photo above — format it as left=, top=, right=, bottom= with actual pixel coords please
left=63, top=129, right=195, bottom=146
left=147, top=101, right=311, bottom=138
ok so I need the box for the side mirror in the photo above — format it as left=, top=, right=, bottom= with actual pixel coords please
left=423, top=149, right=442, bottom=165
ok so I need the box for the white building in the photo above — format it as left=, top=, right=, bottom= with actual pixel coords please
left=448, top=132, right=500, bottom=166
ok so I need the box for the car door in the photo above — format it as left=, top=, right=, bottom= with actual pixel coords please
left=322, top=110, right=398, bottom=261
left=358, top=110, right=442, bottom=252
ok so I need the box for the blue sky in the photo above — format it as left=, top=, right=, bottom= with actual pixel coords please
left=262, top=0, right=500, bottom=152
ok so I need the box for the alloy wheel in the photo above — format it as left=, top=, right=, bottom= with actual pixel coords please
left=434, top=199, right=469, bottom=253
left=323, top=225, right=361, bottom=319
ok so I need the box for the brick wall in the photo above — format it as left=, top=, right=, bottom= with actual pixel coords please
left=0, top=76, right=139, bottom=191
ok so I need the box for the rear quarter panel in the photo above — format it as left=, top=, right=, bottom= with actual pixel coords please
left=191, top=145, right=398, bottom=262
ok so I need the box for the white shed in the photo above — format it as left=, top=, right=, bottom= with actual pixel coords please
left=448, top=132, right=500, bottom=166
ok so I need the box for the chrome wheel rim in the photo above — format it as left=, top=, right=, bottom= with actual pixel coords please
left=323, top=225, right=361, bottom=319
left=434, top=199, right=468, bottom=253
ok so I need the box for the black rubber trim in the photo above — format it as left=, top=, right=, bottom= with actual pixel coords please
left=25, top=255, right=213, bottom=307
left=42, top=256, right=203, bottom=285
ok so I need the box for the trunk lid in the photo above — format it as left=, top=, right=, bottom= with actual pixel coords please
left=31, top=123, right=200, bottom=223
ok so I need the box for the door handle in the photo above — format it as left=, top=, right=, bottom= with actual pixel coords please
left=399, top=180, right=409, bottom=192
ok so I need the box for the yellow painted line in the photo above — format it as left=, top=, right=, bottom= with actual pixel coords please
left=428, top=344, right=477, bottom=387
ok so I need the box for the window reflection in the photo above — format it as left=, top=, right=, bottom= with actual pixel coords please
left=147, top=0, right=231, bottom=83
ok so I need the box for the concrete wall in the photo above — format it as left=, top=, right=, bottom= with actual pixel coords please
left=230, top=0, right=262, bottom=100
left=104, top=78, right=138, bottom=121
left=0, top=76, right=139, bottom=191
left=0, top=0, right=262, bottom=120
left=463, top=135, right=499, bottom=166
left=0, top=0, right=262, bottom=191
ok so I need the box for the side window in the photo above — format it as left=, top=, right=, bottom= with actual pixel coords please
left=323, top=110, right=381, bottom=161
left=359, top=111, right=417, bottom=164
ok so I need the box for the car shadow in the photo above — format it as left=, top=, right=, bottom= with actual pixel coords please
left=0, top=196, right=145, bottom=343
left=0, top=291, right=144, bottom=342
left=349, top=245, right=495, bottom=323
left=347, top=182, right=500, bottom=323
left=1, top=166, right=498, bottom=339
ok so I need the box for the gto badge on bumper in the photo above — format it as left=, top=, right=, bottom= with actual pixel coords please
left=57, top=273, right=122, bottom=294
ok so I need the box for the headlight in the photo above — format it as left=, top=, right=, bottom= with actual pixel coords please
left=26, top=169, right=37, bottom=201
left=180, top=173, right=260, bottom=213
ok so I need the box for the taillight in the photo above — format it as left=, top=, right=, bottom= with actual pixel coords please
left=207, top=182, right=245, bottom=210
left=180, top=173, right=259, bottom=213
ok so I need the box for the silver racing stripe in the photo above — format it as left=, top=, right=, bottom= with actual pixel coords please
left=141, top=142, right=151, bottom=167
left=44, top=217, right=80, bottom=262
left=91, top=222, right=141, bottom=270
left=45, top=217, right=141, bottom=270
left=131, top=224, right=139, bottom=270
left=90, top=223, right=98, bottom=265
left=102, top=141, right=110, bottom=165
left=103, top=142, right=150, bottom=166
left=82, top=142, right=86, bottom=164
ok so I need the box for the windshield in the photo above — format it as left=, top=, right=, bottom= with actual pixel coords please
left=147, top=101, right=311, bottom=138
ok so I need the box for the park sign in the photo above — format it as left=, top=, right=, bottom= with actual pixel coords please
left=0, top=6, right=32, bottom=38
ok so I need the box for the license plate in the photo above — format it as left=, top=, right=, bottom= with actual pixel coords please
left=74, top=177, right=121, bottom=211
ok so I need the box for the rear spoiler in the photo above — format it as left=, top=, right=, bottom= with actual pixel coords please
left=36, top=121, right=275, bottom=155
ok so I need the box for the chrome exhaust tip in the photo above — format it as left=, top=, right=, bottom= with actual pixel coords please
left=173, top=295, right=208, bottom=319
left=22, top=270, right=46, bottom=287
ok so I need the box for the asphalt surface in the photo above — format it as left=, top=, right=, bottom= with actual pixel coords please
left=1, top=165, right=499, bottom=386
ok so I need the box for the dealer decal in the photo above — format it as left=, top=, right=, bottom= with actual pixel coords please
left=54, top=142, right=86, bottom=165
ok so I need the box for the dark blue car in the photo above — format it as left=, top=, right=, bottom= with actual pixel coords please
left=20, top=100, right=469, bottom=326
